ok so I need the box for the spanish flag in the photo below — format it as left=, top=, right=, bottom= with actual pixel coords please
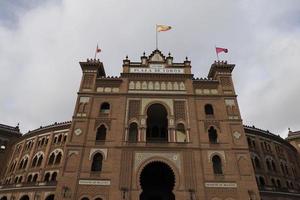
left=156, top=24, right=172, bottom=32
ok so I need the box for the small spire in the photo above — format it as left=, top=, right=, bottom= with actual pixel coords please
left=168, top=52, right=171, bottom=56
left=143, top=52, right=146, bottom=56
left=288, top=127, right=291, bottom=132
left=185, top=56, right=188, bottom=61
left=125, top=55, right=128, bottom=60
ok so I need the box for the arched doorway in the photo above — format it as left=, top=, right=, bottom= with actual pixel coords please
left=19, top=195, right=29, bottom=200
left=45, top=194, right=54, bottom=200
left=140, top=161, right=175, bottom=200
left=1, top=196, right=8, bottom=200
left=146, top=104, right=168, bottom=142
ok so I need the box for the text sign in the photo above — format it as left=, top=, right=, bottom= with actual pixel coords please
left=79, top=179, right=111, bottom=186
left=129, top=67, right=184, bottom=74
left=205, top=182, right=237, bottom=188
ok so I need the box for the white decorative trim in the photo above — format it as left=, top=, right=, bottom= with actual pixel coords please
left=207, top=151, right=226, bottom=163
left=89, top=148, right=108, bottom=160
left=134, top=152, right=181, bottom=171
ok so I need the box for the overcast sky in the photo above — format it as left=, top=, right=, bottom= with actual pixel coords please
left=0, top=0, right=299, bottom=137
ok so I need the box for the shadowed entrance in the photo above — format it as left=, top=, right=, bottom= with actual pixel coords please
left=140, top=161, right=175, bottom=200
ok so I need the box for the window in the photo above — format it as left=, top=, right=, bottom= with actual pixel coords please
left=96, top=125, right=107, bottom=141
left=128, top=123, right=138, bottom=143
left=254, top=157, right=261, bottom=169
left=100, top=102, right=110, bottom=113
left=81, top=198, right=89, bottom=200
left=208, top=126, right=218, bottom=144
left=32, top=174, right=38, bottom=182
left=204, top=104, right=214, bottom=115
left=27, top=175, right=32, bottom=182
left=259, top=176, right=265, bottom=187
left=212, top=155, right=223, bottom=174
left=58, top=135, right=62, bottom=143
left=44, top=172, right=50, bottom=182
left=91, top=153, right=103, bottom=172
left=266, top=160, right=271, bottom=171
left=37, top=155, right=43, bottom=167
left=277, top=179, right=281, bottom=188
left=51, top=172, right=57, bottom=182
left=176, top=123, right=187, bottom=142
left=48, top=153, right=55, bottom=165
left=55, top=152, right=62, bottom=165
left=32, top=156, right=38, bottom=167
left=271, top=160, right=276, bottom=172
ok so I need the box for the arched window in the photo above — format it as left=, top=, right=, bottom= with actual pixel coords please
left=53, top=137, right=57, bottom=144
left=271, top=178, right=276, bottom=187
left=19, top=160, right=24, bottom=169
left=277, top=179, right=281, bottom=188
left=212, top=155, right=223, bottom=174
left=91, top=153, right=103, bottom=172
left=45, top=194, right=55, bottom=200
left=176, top=123, right=187, bottom=142
left=19, top=195, right=29, bottom=200
left=259, top=176, right=265, bottom=186
left=63, top=135, right=67, bottom=143
left=55, top=152, right=62, bottom=165
left=44, top=172, right=50, bottom=182
left=100, top=102, right=110, bottom=113
left=27, top=175, right=32, bottom=182
left=271, top=160, right=276, bottom=172
left=23, top=158, right=28, bottom=169
left=266, top=160, right=271, bottom=171
left=208, top=126, right=218, bottom=144
left=128, top=123, right=138, bottom=143
left=32, top=174, right=38, bottom=182
left=0, top=196, right=8, bottom=200
left=204, top=104, right=214, bottom=115
left=48, top=153, right=55, bottom=165
left=18, top=176, right=22, bottom=183
left=81, top=198, right=89, bottom=200
left=94, top=198, right=103, bottom=200
left=37, top=155, right=43, bottom=167
left=96, top=125, right=107, bottom=141
left=32, top=156, right=38, bottom=167
left=51, top=172, right=57, bottom=182
left=146, top=103, right=168, bottom=142
left=254, top=157, right=261, bottom=169
left=14, top=177, right=18, bottom=183
left=58, top=135, right=62, bottom=143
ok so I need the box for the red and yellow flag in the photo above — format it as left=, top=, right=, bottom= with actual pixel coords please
left=156, top=24, right=172, bottom=32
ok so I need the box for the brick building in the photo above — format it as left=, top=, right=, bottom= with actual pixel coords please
left=0, top=49, right=265, bottom=199
left=245, top=126, right=300, bottom=199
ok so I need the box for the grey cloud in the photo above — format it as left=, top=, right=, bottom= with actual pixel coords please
left=0, top=0, right=299, bottom=136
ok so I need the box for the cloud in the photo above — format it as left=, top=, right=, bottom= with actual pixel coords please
left=0, top=0, right=299, bottom=137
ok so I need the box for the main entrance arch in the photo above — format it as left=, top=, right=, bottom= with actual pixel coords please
left=146, top=104, right=168, bottom=142
left=140, top=161, right=175, bottom=200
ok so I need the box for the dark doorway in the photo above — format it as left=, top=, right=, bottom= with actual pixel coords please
left=140, top=161, right=175, bottom=200
left=146, top=104, right=168, bottom=142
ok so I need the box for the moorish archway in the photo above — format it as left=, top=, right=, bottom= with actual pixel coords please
left=140, top=161, right=175, bottom=200
left=19, top=195, right=29, bottom=200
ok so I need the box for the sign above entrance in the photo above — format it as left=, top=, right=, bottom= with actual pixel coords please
left=205, top=182, right=237, bottom=188
left=129, top=67, right=184, bottom=74
left=79, top=179, right=111, bottom=186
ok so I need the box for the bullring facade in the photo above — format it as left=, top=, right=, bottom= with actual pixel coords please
left=0, top=49, right=298, bottom=200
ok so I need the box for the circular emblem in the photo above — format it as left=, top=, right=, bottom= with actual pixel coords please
left=74, top=128, right=82, bottom=136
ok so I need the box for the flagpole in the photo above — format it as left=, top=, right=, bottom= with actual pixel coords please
left=94, top=44, right=97, bottom=59
left=156, top=25, right=158, bottom=49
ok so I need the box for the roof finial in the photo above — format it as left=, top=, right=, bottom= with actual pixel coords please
left=288, top=127, right=291, bottom=132
left=168, top=52, right=171, bottom=56
left=185, top=56, right=188, bottom=61
left=143, top=52, right=146, bottom=56
left=125, top=55, right=128, bottom=60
